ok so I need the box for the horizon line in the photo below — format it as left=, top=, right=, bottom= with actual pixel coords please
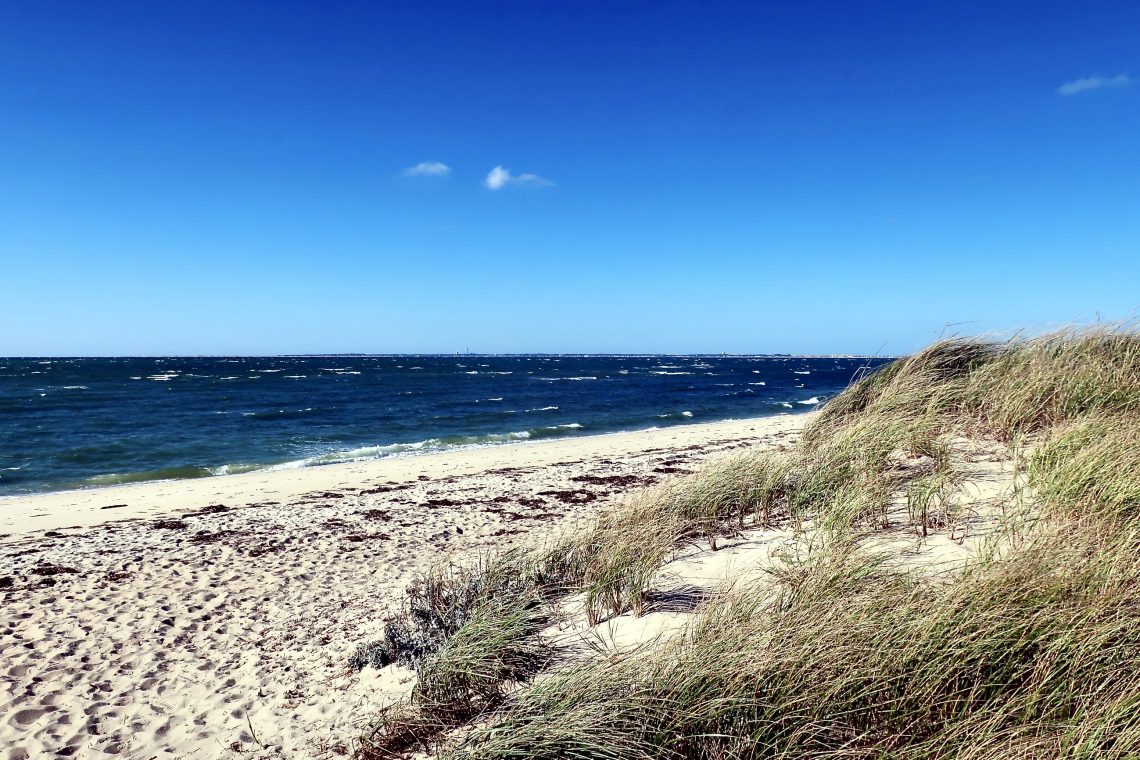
left=3, top=352, right=901, bottom=360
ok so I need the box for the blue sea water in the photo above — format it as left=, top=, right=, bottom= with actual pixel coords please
left=0, top=355, right=891, bottom=496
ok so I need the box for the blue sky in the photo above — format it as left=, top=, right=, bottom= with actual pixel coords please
left=1, top=1, right=1137, bottom=356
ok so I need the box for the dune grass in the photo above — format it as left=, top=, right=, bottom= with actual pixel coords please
left=349, top=550, right=543, bottom=673
left=349, top=325, right=1140, bottom=759
left=352, top=453, right=800, bottom=754
left=1027, top=414, right=1140, bottom=523
left=807, top=326, right=1140, bottom=441
left=573, top=452, right=793, bottom=624
left=358, top=591, right=552, bottom=758
left=451, top=527, right=1140, bottom=760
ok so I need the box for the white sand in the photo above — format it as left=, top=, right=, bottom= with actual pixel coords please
left=0, top=415, right=805, bottom=758
left=2, top=417, right=801, bottom=540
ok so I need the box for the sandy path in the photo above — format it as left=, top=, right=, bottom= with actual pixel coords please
left=0, top=415, right=804, bottom=758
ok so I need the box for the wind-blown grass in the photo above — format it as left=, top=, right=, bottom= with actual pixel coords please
left=543, top=452, right=793, bottom=625
left=358, top=591, right=552, bottom=758
left=349, top=325, right=1140, bottom=760
left=809, top=326, right=1140, bottom=441
left=1028, top=414, right=1140, bottom=523
left=451, top=527, right=1140, bottom=760
left=351, top=453, right=800, bottom=754
left=349, top=550, right=541, bottom=673
left=969, top=330, right=1140, bottom=435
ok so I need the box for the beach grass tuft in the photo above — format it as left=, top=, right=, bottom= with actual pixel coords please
left=358, top=590, right=552, bottom=758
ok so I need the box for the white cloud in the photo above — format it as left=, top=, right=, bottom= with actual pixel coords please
left=403, top=161, right=451, bottom=177
left=484, top=165, right=553, bottom=190
left=1057, top=74, right=1131, bottom=96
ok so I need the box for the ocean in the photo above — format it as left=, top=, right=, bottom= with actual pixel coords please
left=0, top=355, right=890, bottom=496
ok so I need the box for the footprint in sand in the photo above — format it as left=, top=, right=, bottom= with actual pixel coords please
left=10, top=707, right=52, bottom=728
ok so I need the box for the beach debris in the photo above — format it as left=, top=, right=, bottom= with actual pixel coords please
left=29, top=563, right=78, bottom=576
left=536, top=489, right=598, bottom=504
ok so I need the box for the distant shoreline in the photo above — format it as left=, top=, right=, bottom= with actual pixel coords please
left=0, top=414, right=810, bottom=539
left=0, top=410, right=813, bottom=501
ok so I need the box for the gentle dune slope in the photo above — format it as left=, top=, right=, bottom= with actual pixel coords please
left=350, top=327, right=1140, bottom=760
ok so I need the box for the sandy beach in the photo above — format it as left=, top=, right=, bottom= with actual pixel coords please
left=6, top=0, right=1130, bottom=753
left=0, top=415, right=805, bottom=758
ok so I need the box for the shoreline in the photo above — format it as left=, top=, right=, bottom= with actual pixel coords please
left=1, top=410, right=806, bottom=757
left=0, top=414, right=806, bottom=540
